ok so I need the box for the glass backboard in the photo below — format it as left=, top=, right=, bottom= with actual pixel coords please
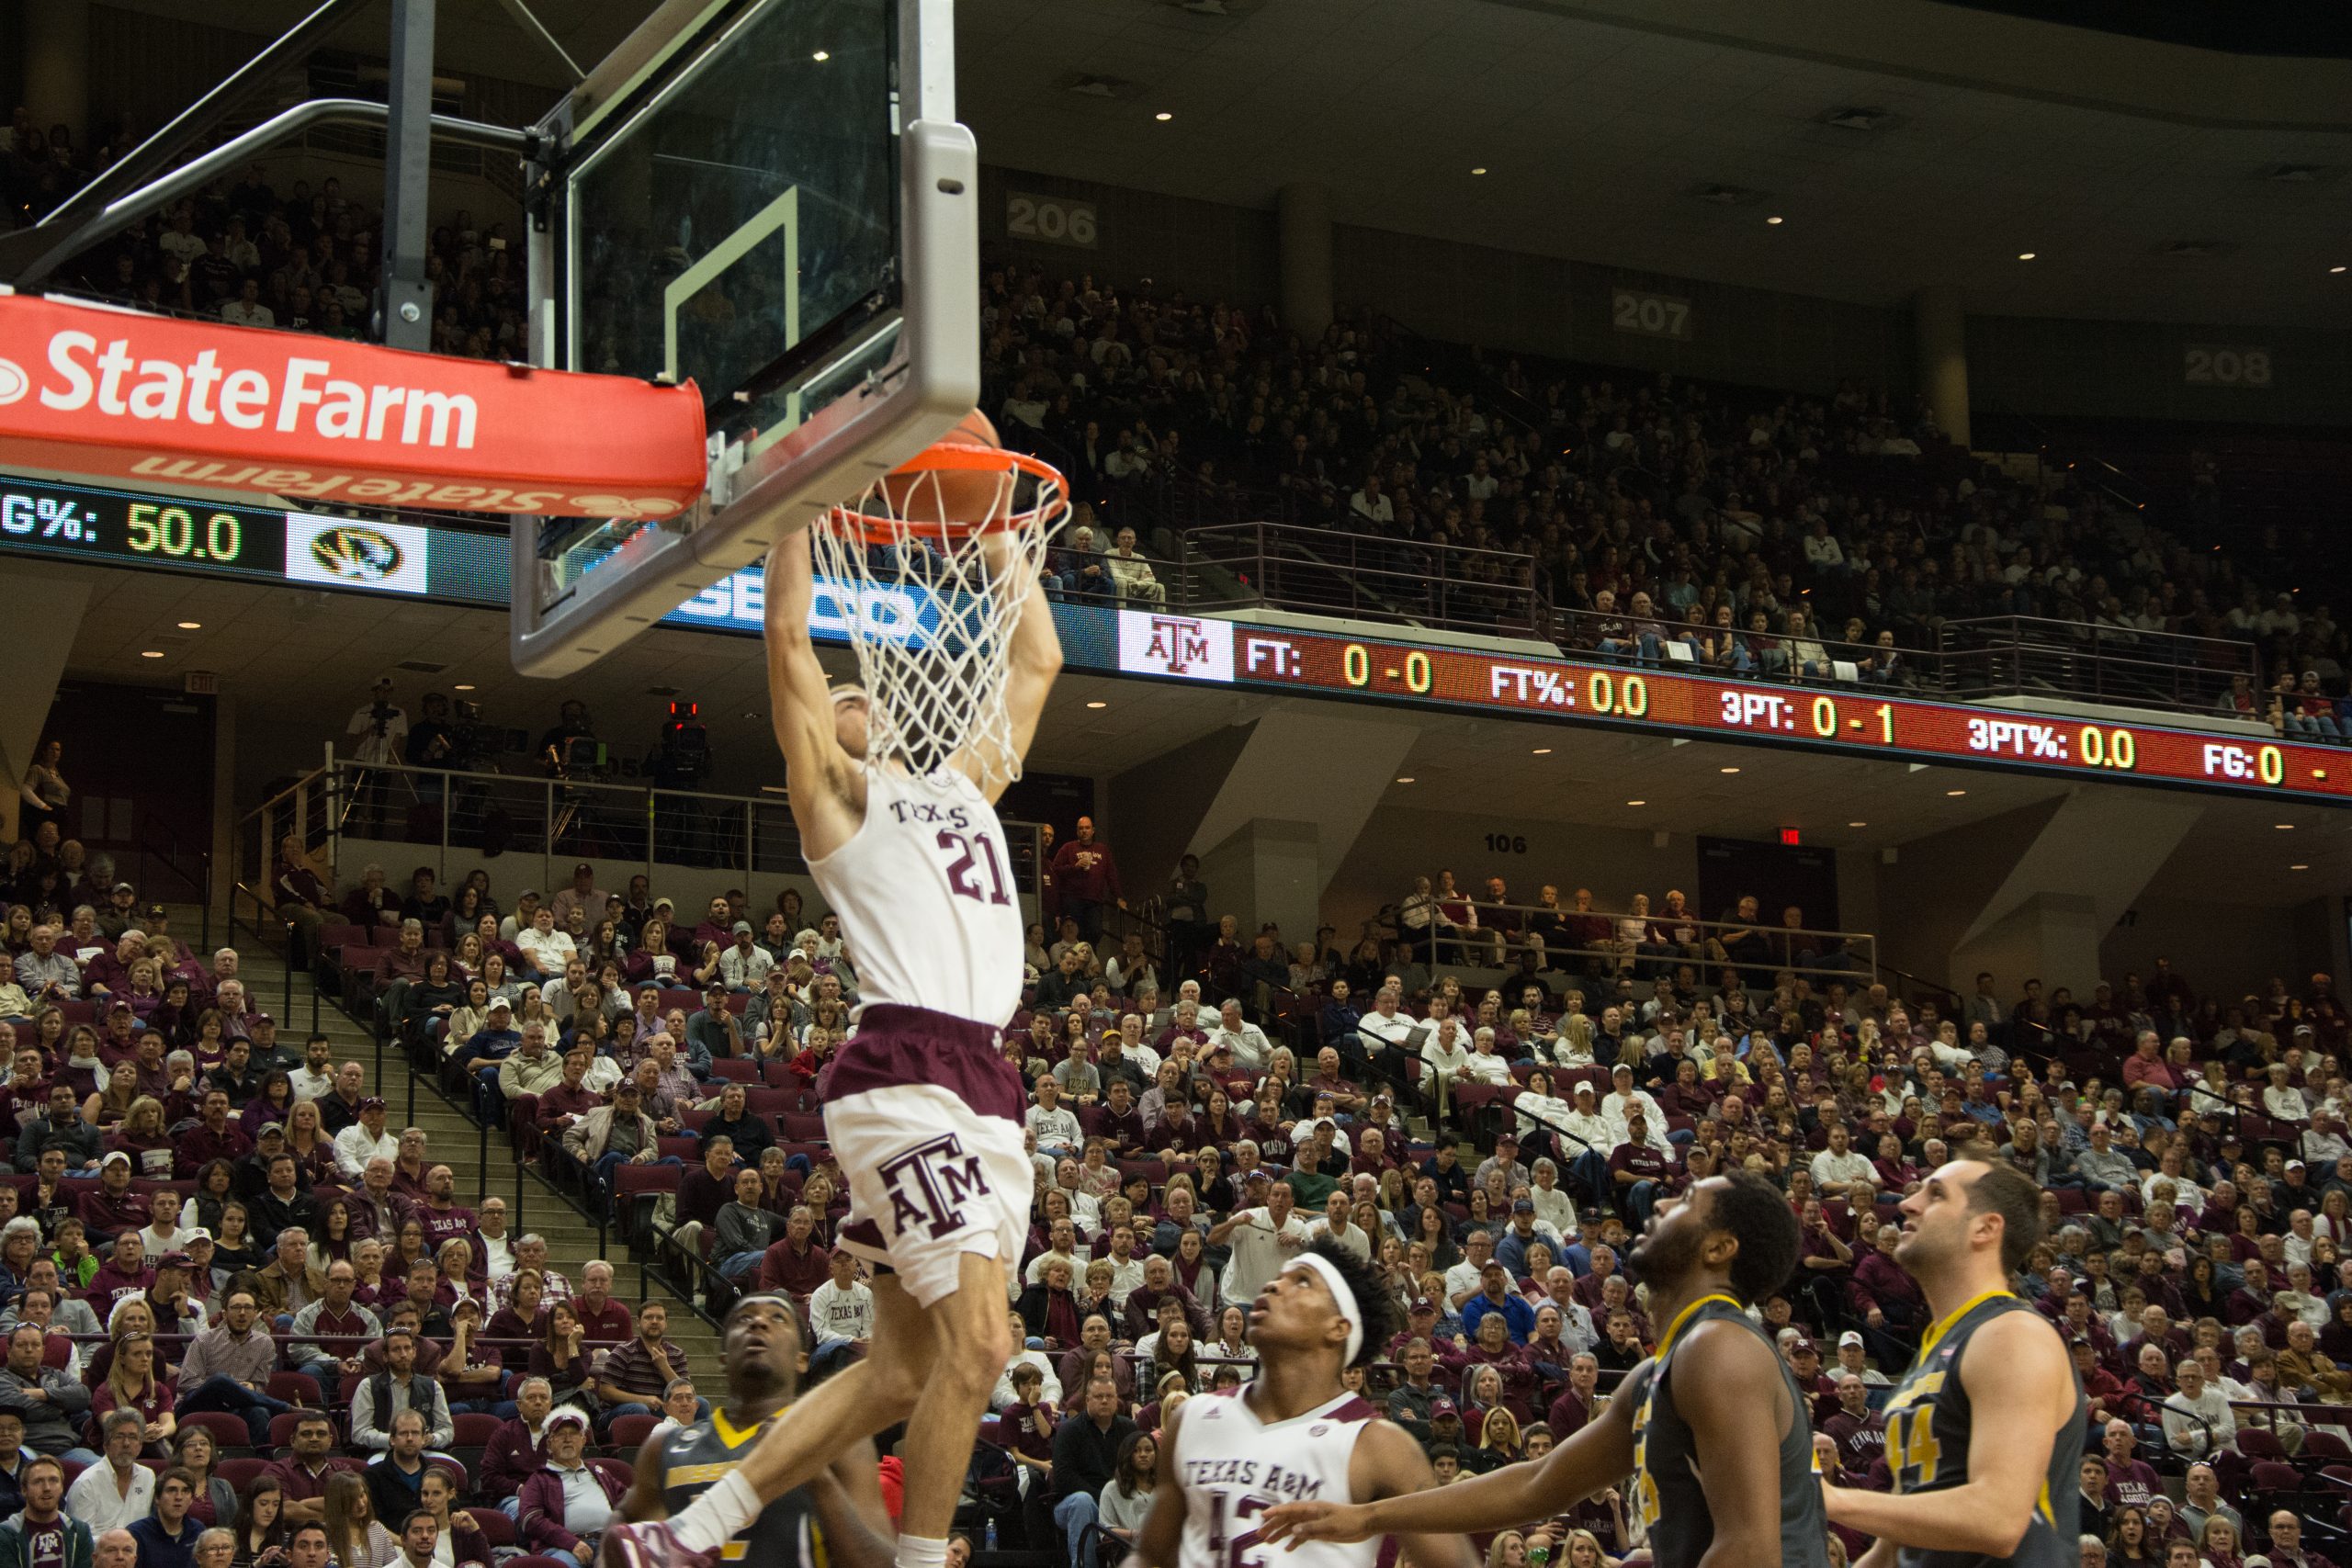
left=510, top=0, right=976, bottom=676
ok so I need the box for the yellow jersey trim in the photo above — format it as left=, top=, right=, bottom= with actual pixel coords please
left=1914, top=1289, right=2014, bottom=1364
left=1655, top=1292, right=1744, bottom=1361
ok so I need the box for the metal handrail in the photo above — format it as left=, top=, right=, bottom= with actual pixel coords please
left=1171, top=522, right=1553, bottom=637
left=1552, top=604, right=1907, bottom=683
left=1400, top=893, right=1875, bottom=992
left=241, top=751, right=1050, bottom=915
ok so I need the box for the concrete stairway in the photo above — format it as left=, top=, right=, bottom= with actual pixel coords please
left=220, top=918, right=722, bottom=1375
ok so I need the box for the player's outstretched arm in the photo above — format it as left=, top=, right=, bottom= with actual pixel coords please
left=971, top=528, right=1063, bottom=804
left=1674, top=1320, right=1797, bottom=1568
left=1354, top=1422, right=1478, bottom=1568
left=1261, top=1382, right=1636, bottom=1546
left=1823, top=1314, right=2070, bottom=1558
left=1124, top=1403, right=1193, bottom=1568
left=762, top=530, right=859, bottom=841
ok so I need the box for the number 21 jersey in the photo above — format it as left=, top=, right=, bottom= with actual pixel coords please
left=1173, top=1388, right=1382, bottom=1568
left=807, top=767, right=1025, bottom=1028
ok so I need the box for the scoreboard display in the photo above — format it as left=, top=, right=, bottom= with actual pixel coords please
left=1120, top=614, right=2344, bottom=804
left=5, top=468, right=2341, bottom=806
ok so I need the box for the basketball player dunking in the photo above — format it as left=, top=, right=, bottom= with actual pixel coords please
left=1125, top=1241, right=1474, bottom=1568
left=1821, top=1161, right=2084, bottom=1568
left=603, top=412, right=1063, bottom=1568
left=616, top=1295, right=897, bottom=1568
left=1261, top=1172, right=1828, bottom=1568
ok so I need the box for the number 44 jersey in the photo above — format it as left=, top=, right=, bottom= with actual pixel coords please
left=807, top=766, right=1026, bottom=1029
left=1173, top=1387, right=1384, bottom=1568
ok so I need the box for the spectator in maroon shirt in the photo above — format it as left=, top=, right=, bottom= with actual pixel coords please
left=1084, top=1080, right=1147, bottom=1158
left=1817, top=1373, right=1885, bottom=1478
left=175, top=1091, right=253, bottom=1179
left=1544, top=1351, right=1602, bottom=1437
left=268, top=1410, right=342, bottom=1524
left=756, top=1205, right=831, bottom=1298
left=85, top=1229, right=155, bottom=1316
left=1849, top=1220, right=1925, bottom=1360
left=77, top=1152, right=148, bottom=1242
left=1604, top=1111, right=1672, bottom=1229
left=1049, top=818, right=1124, bottom=944
left=568, top=1260, right=632, bottom=1346
left=2101, top=1419, right=2162, bottom=1511
left=479, top=1375, right=557, bottom=1508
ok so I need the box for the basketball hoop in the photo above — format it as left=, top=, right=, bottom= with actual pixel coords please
left=808, top=440, right=1069, bottom=790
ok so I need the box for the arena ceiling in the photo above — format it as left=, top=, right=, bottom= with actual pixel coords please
left=95, top=0, right=2352, bottom=326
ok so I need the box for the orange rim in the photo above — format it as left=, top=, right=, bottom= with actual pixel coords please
left=824, top=441, right=1070, bottom=546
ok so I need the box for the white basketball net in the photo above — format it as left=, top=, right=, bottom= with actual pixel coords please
left=808, top=449, right=1066, bottom=792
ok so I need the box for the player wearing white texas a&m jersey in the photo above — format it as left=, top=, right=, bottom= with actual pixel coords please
left=806, top=764, right=1024, bottom=1029
left=1127, top=1243, right=1474, bottom=1568
left=602, top=412, right=1063, bottom=1568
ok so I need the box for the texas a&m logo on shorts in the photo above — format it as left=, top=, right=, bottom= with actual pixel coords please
left=879, top=1133, right=995, bottom=1238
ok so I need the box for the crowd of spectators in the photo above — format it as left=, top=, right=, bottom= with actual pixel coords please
left=256, top=797, right=2352, bottom=1568
left=5, top=116, right=526, bottom=365
left=977, top=261, right=2352, bottom=737
left=0, top=832, right=727, bottom=1568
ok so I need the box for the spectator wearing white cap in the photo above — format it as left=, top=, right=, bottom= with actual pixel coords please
left=515, top=1407, right=625, bottom=1561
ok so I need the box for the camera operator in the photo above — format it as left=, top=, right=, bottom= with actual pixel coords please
left=539, top=699, right=603, bottom=779
left=405, top=693, right=456, bottom=807
left=346, top=678, right=409, bottom=764
left=345, top=678, right=411, bottom=834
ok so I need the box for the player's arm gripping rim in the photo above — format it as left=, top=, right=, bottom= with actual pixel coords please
left=1823, top=1311, right=2074, bottom=1562
left=762, top=530, right=865, bottom=855
left=959, top=528, right=1064, bottom=806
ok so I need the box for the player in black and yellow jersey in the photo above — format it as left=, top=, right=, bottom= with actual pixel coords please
left=1261, top=1170, right=1826, bottom=1568
left=1822, top=1160, right=2086, bottom=1568
left=616, top=1294, right=898, bottom=1568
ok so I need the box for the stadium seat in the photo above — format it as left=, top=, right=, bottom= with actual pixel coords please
left=709, top=1059, right=758, bottom=1084
left=452, top=1413, right=503, bottom=1447
left=608, top=1415, right=660, bottom=1450
left=177, top=1412, right=253, bottom=1451
left=218, top=1458, right=272, bottom=1492
left=269, top=1371, right=323, bottom=1406
left=467, top=1509, right=515, bottom=1549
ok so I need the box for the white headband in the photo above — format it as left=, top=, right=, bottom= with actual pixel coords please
left=1284, top=1254, right=1363, bottom=1365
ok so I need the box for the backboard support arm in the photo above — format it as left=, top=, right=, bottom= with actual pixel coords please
left=7, top=99, right=530, bottom=294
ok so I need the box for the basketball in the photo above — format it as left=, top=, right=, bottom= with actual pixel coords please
left=876, top=408, right=1009, bottom=527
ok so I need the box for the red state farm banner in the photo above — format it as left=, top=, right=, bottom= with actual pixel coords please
left=0, top=291, right=707, bottom=517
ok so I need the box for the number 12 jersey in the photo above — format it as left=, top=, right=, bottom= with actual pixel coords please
left=1173, top=1387, right=1383, bottom=1568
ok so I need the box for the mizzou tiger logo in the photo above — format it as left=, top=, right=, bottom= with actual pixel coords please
left=307, top=524, right=405, bottom=582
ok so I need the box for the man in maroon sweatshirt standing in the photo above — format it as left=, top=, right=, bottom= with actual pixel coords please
left=1049, top=817, right=1125, bottom=944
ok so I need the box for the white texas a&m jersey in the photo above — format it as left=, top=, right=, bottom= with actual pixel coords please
left=1173, top=1387, right=1382, bottom=1568
left=805, top=767, right=1024, bottom=1027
